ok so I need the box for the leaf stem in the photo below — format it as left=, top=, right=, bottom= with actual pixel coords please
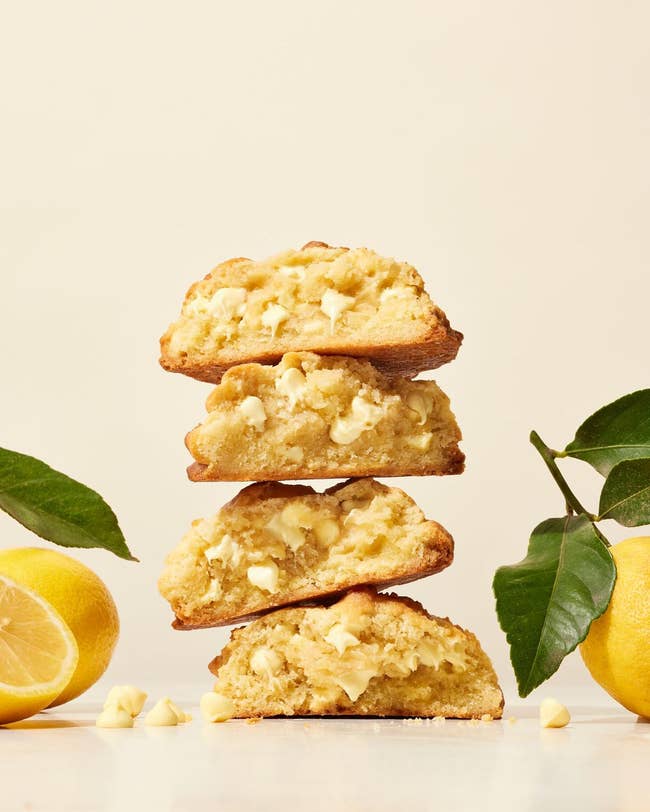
left=529, top=430, right=596, bottom=520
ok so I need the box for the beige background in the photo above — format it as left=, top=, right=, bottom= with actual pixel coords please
left=1, top=1, right=648, bottom=706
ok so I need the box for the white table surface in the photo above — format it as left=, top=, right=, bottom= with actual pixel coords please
left=1, top=703, right=648, bottom=812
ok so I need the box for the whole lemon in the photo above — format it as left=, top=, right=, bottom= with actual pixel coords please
left=580, top=536, right=650, bottom=718
left=0, top=547, right=119, bottom=706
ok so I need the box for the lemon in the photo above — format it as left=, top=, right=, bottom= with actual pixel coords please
left=0, top=574, right=79, bottom=724
left=580, top=536, right=650, bottom=718
left=0, top=548, right=119, bottom=706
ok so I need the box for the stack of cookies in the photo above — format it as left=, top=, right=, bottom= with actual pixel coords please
left=158, top=241, right=503, bottom=719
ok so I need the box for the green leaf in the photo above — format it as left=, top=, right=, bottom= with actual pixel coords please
left=0, top=447, right=137, bottom=561
left=598, top=458, right=650, bottom=526
left=493, top=514, right=615, bottom=697
left=564, top=389, right=650, bottom=475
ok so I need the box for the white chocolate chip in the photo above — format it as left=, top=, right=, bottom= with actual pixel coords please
left=320, top=289, right=355, bottom=333
left=250, top=647, right=283, bottom=677
left=330, top=395, right=385, bottom=445
left=266, top=512, right=305, bottom=553
left=275, top=367, right=307, bottom=407
left=379, top=286, right=410, bottom=304
left=239, top=396, right=267, bottom=431
left=407, top=433, right=433, bottom=450
left=277, top=265, right=306, bottom=280
left=324, top=623, right=361, bottom=655
left=261, top=304, right=289, bottom=337
left=96, top=702, right=134, bottom=728
left=539, top=698, right=570, bottom=728
left=104, top=685, right=148, bottom=718
left=405, top=392, right=432, bottom=426
left=204, top=534, right=243, bottom=567
left=201, top=692, right=235, bottom=723
left=418, top=638, right=467, bottom=672
left=335, top=669, right=376, bottom=702
left=281, top=502, right=317, bottom=529
left=207, top=287, right=248, bottom=320
left=247, top=561, right=279, bottom=593
left=284, top=446, right=304, bottom=463
left=145, top=698, right=179, bottom=727
left=417, top=640, right=444, bottom=669
left=201, top=578, right=222, bottom=602
left=385, top=660, right=415, bottom=678
left=167, top=699, right=192, bottom=723
left=313, top=518, right=340, bottom=546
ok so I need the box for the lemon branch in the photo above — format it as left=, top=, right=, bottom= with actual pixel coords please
left=529, top=431, right=598, bottom=522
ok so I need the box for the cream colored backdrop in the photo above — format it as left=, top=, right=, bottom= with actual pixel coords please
left=2, top=1, right=648, bottom=706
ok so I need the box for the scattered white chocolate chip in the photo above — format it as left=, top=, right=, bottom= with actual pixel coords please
left=145, top=698, right=180, bottom=727
left=324, top=623, right=361, bottom=655
left=201, top=692, right=235, bottom=723
left=250, top=647, right=283, bottom=678
left=335, top=669, right=376, bottom=702
left=330, top=395, right=385, bottom=445
left=539, top=698, right=570, bottom=728
left=239, top=396, right=267, bottom=431
left=104, top=685, right=148, bottom=718
left=96, top=702, right=134, bottom=729
left=247, top=561, right=279, bottom=593
left=320, top=289, right=355, bottom=333
left=167, top=699, right=192, bottom=723
left=261, top=303, right=289, bottom=337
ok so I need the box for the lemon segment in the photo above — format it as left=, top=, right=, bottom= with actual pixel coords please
left=580, top=536, right=650, bottom=719
left=0, top=548, right=120, bottom=706
left=0, top=575, right=79, bottom=725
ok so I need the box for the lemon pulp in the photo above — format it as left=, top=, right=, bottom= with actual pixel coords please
left=0, top=575, right=79, bottom=724
left=0, top=548, right=119, bottom=706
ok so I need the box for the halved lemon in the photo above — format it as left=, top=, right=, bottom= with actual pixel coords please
left=0, top=574, right=79, bottom=725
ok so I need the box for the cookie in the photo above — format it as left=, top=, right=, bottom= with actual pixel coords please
left=159, top=478, right=454, bottom=628
left=160, top=242, right=462, bottom=383
left=185, top=352, right=464, bottom=481
left=207, top=588, right=504, bottom=718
